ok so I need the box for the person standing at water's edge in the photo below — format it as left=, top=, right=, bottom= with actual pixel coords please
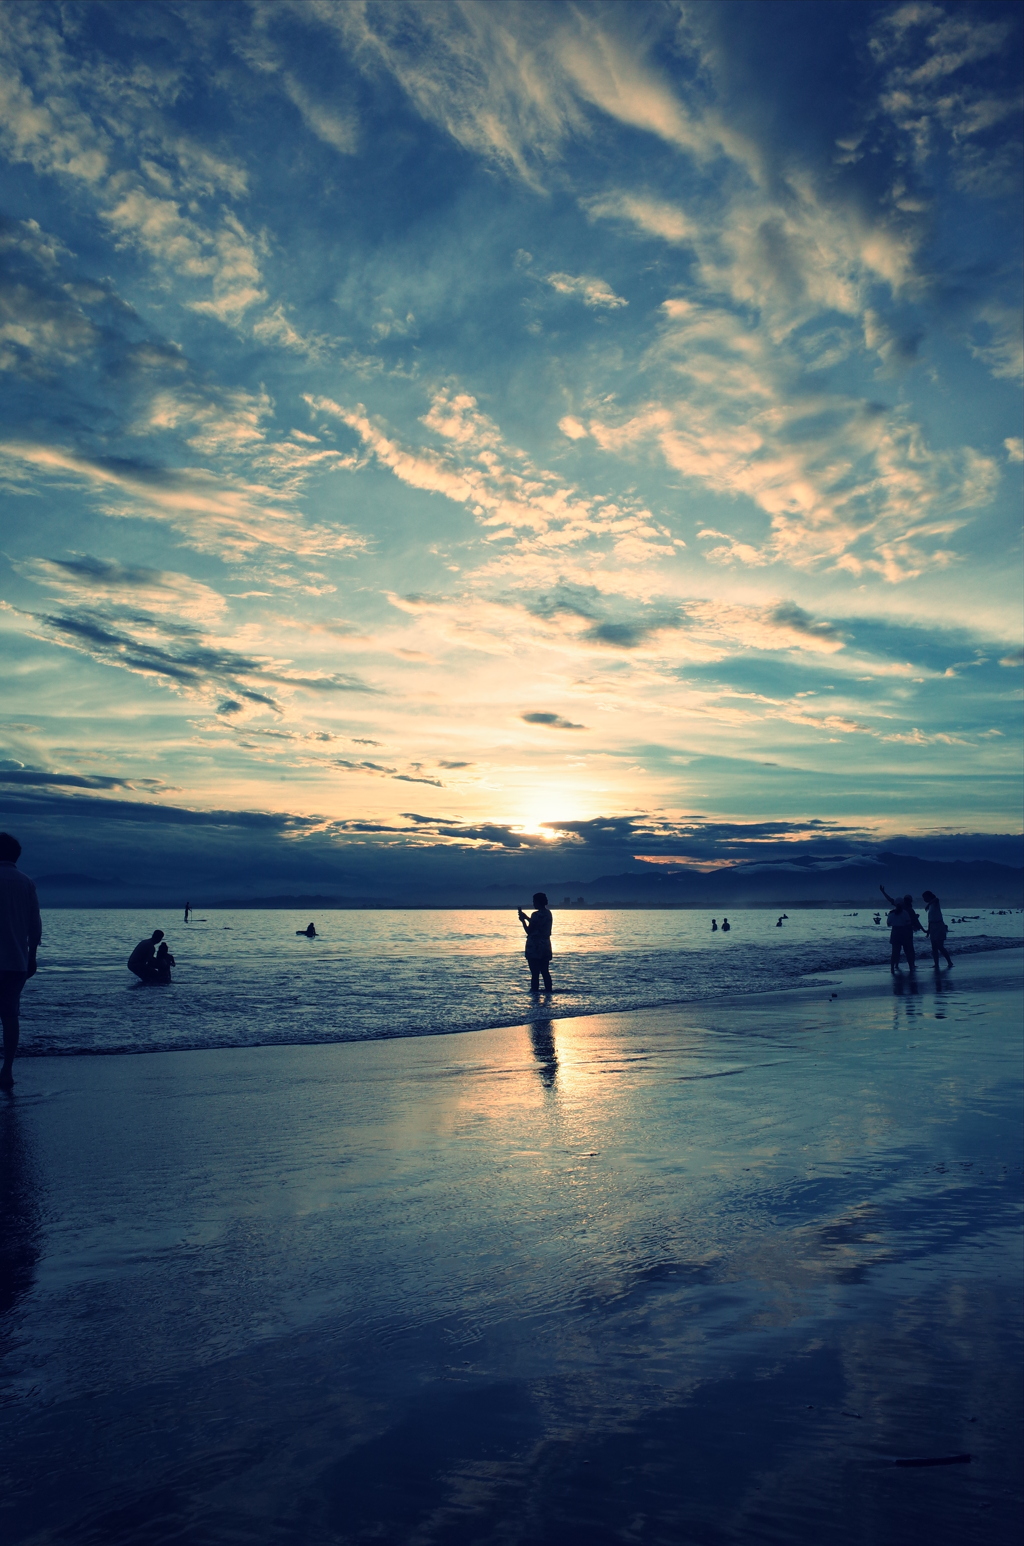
left=519, top=893, right=553, bottom=993
left=921, top=890, right=954, bottom=969
left=0, top=833, right=42, bottom=1091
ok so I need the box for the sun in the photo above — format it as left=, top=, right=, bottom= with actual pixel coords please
left=515, top=787, right=592, bottom=840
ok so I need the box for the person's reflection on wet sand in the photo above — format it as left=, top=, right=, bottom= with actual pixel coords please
left=892, top=970, right=923, bottom=1005
left=0, top=1105, right=40, bottom=1320
left=529, top=1019, right=558, bottom=1089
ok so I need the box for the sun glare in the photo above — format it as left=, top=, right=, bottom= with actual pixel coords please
left=516, top=789, right=593, bottom=839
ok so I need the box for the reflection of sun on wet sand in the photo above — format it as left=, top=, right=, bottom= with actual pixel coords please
left=2, top=950, right=1021, bottom=1543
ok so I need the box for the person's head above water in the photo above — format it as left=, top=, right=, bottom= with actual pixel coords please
left=533, top=892, right=548, bottom=908
left=0, top=831, right=22, bottom=862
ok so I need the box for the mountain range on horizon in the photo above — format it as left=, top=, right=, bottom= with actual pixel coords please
left=32, top=851, right=1024, bottom=910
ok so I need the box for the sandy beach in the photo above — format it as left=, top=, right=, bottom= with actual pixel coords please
left=1, top=950, right=1021, bottom=1544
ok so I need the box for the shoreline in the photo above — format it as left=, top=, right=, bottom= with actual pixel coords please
left=17, top=938, right=1023, bottom=1062
left=2, top=941, right=1020, bottom=1544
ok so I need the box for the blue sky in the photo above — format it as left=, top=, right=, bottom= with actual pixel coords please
left=0, top=1, right=1021, bottom=895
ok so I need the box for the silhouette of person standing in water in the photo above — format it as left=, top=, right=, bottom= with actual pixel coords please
left=0, top=833, right=41, bottom=1091
left=711, top=918, right=718, bottom=932
left=880, top=885, right=922, bottom=973
left=128, top=929, right=164, bottom=981
left=519, top=893, right=553, bottom=992
left=183, top=902, right=191, bottom=923
left=721, top=917, right=731, bottom=932
left=921, top=889, right=954, bottom=969
left=149, top=942, right=175, bottom=984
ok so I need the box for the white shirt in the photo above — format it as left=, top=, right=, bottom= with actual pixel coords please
left=0, top=861, right=42, bottom=972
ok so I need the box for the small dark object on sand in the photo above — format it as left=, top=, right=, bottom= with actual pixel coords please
left=893, top=1453, right=971, bottom=1468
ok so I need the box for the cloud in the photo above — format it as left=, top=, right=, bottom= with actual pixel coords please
left=0, top=219, right=102, bottom=375
left=544, top=272, right=627, bottom=309
left=558, top=416, right=588, bottom=441
left=1005, top=438, right=1024, bottom=464
left=310, top=389, right=671, bottom=563
left=582, top=299, right=998, bottom=579
left=0, top=768, right=142, bottom=791
left=0, top=8, right=344, bottom=355
left=868, top=3, right=1019, bottom=193
left=280, top=71, right=358, bottom=154
left=967, top=305, right=1024, bottom=382
left=583, top=191, right=695, bottom=244
left=0, top=441, right=365, bottom=563
left=3, top=586, right=373, bottom=715
left=521, top=712, right=586, bottom=730
left=317, top=1, right=753, bottom=185
left=16, top=555, right=229, bottom=625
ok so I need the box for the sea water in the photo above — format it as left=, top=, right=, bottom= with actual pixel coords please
left=20, top=906, right=1023, bottom=1057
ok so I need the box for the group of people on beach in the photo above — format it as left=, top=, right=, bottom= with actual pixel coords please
left=881, top=885, right=953, bottom=972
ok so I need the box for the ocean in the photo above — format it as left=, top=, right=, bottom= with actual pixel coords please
left=20, top=905, right=1024, bottom=1057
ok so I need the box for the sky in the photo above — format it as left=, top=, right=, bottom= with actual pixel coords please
left=0, top=0, right=1022, bottom=899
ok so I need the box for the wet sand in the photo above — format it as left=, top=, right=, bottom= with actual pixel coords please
left=1, top=951, right=1021, bottom=1544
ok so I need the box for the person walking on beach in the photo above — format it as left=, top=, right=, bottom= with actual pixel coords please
left=921, top=890, right=954, bottom=969
left=0, top=832, right=42, bottom=1091
left=518, top=893, right=553, bottom=993
left=880, top=886, right=922, bottom=973
left=128, top=929, right=164, bottom=981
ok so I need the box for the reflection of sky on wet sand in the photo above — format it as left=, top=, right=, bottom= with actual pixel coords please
left=0, top=953, right=1020, bottom=1542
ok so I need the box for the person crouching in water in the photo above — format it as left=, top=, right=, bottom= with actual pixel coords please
left=518, top=892, right=553, bottom=993
left=880, top=885, right=922, bottom=973
left=921, top=890, right=953, bottom=969
left=128, top=929, right=164, bottom=982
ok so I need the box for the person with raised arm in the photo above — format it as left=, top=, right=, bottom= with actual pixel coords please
left=879, top=884, right=923, bottom=974
left=0, top=832, right=42, bottom=1091
left=518, top=892, right=553, bottom=993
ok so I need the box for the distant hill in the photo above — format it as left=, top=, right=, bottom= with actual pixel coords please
left=211, top=894, right=402, bottom=910
left=32, top=852, right=1023, bottom=909
left=35, top=872, right=123, bottom=889
left=476, top=853, right=1024, bottom=908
